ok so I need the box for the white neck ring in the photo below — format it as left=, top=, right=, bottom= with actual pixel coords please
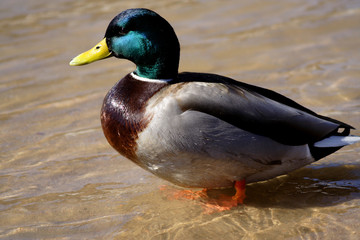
left=130, top=72, right=173, bottom=83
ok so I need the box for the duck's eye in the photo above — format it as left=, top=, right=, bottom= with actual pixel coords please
left=118, top=27, right=128, bottom=36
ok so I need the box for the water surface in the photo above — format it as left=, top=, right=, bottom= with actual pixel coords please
left=1, top=0, right=360, bottom=239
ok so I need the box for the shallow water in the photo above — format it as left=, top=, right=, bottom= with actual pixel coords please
left=1, top=0, right=360, bottom=239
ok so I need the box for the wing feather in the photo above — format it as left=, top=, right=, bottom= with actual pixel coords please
left=173, top=72, right=352, bottom=145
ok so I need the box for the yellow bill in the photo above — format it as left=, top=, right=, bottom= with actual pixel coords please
left=69, top=38, right=112, bottom=66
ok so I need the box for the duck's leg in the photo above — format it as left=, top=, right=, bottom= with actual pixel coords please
left=206, top=179, right=246, bottom=207
left=232, top=179, right=246, bottom=204
left=199, top=179, right=246, bottom=214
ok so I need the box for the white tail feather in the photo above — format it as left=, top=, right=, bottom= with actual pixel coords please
left=314, top=135, right=360, bottom=148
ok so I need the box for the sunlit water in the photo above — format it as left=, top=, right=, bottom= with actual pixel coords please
left=1, top=0, right=360, bottom=239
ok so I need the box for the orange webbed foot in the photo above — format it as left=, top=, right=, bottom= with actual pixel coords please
left=160, top=185, right=207, bottom=201
left=160, top=179, right=246, bottom=214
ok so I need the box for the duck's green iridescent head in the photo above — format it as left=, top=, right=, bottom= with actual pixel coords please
left=70, top=8, right=180, bottom=79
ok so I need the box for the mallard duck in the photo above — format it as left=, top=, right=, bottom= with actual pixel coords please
left=70, top=8, right=360, bottom=205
